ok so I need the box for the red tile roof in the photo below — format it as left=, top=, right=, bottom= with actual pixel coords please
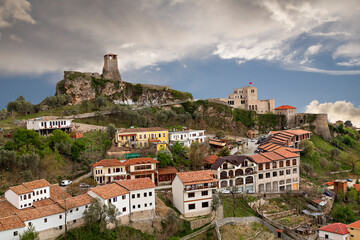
left=249, top=154, right=271, bottom=163
left=0, top=198, right=20, bottom=218
left=322, top=180, right=334, bottom=186
left=203, top=155, right=219, bottom=164
left=319, top=223, right=349, bottom=235
left=353, top=183, right=360, bottom=192
left=116, top=178, right=155, bottom=190
left=118, top=127, right=167, bottom=134
left=9, top=185, right=33, bottom=195
left=275, top=105, right=296, bottom=110
left=124, top=157, right=159, bottom=165
left=0, top=215, right=25, bottom=231
left=90, top=183, right=129, bottom=199
left=158, top=166, right=178, bottom=175
left=17, top=204, right=64, bottom=221
left=274, top=148, right=300, bottom=158
left=176, top=170, right=218, bottom=185
left=32, top=199, right=55, bottom=208
left=261, top=152, right=284, bottom=161
left=22, top=179, right=51, bottom=190
left=348, top=220, right=360, bottom=229
left=92, top=159, right=125, bottom=168
left=57, top=194, right=93, bottom=209
left=49, top=184, right=71, bottom=201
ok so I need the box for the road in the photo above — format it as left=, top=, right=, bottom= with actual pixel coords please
left=230, top=140, right=258, bottom=156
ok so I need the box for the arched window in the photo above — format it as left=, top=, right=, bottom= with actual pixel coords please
left=220, top=171, right=227, bottom=180
left=245, top=176, right=253, bottom=184
left=235, top=178, right=244, bottom=186
left=235, top=169, right=243, bottom=176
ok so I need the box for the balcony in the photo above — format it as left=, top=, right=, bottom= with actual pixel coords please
left=184, top=182, right=217, bottom=191
left=105, top=172, right=126, bottom=177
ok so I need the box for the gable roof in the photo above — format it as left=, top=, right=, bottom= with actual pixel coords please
left=203, top=155, right=219, bottom=164
left=17, top=204, right=64, bottom=221
left=116, top=178, right=155, bottom=191
left=211, top=155, right=251, bottom=170
left=0, top=215, right=25, bottom=231
left=49, top=184, right=71, bottom=202
left=347, top=220, right=360, bottom=229
left=8, top=179, right=51, bottom=195
left=90, top=183, right=129, bottom=199
left=57, top=194, right=93, bottom=209
left=176, top=170, right=218, bottom=185
left=249, top=154, right=271, bottom=163
left=319, top=223, right=349, bottom=235
left=123, top=157, right=159, bottom=165
left=275, top=105, right=296, bottom=110
left=158, top=166, right=178, bottom=175
left=92, top=159, right=124, bottom=168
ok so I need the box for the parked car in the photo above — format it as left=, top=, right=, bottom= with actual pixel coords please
left=323, top=191, right=333, bottom=197
left=79, top=183, right=90, bottom=189
left=346, top=179, right=353, bottom=182
left=61, top=180, right=72, bottom=186
left=220, top=189, right=230, bottom=194
left=246, top=190, right=255, bottom=194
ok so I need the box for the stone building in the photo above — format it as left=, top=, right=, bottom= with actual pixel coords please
left=219, top=85, right=274, bottom=113
left=275, top=105, right=296, bottom=128
left=102, top=53, right=122, bottom=81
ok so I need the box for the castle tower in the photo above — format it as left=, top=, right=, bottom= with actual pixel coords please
left=102, top=53, right=122, bottom=81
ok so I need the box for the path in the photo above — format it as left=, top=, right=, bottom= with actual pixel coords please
left=180, top=223, right=215, bottom=240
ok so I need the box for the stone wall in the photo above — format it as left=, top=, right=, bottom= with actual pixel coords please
left=71, top=122, right=107, bottom=132
left=313, top=114, right=331, bottom=141
left=189, top=212, right=215, bottom=230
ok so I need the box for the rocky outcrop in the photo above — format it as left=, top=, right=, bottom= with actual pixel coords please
left=56, top=71, right=193, bottom=105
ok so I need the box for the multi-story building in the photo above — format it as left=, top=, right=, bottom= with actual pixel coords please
left=347, top=220, right=360, bottom=240
left=318, top=223, right=349, bottom=240
left=115, top=127, right=169, bottom=151
left=0, top=178, right=156, bottom=239
left=92, top=159, right=127, bottom=184
left=26, top=117, right=72, bottom=136
left=91, top=158, right=159, bottom=185
left=172, top=170, right=218, bottom=217
left=225, top=86, right=274, bottom=113
left=259, top=129, right=311, bottom=151
left=211, top=155, right=256, bottom=192
left=169, top=129, right=206, bottom=147
left=275, top=105, right=297, bottom=128
left=249, top=148, right=300, bottom=192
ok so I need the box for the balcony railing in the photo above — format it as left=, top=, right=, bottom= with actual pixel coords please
left=184, top=183, right=217, bottom=191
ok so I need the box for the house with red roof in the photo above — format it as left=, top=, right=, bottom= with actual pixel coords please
left=318, top=222, right=349, bottom=240
left=347, top=220, right=360, bottom=240
left=172, top=170, right=218, bottom=217
left=259, top=129, right=311, bottom=150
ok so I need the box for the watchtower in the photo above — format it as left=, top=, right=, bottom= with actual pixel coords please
left=102, top=53, right=122, bottom=81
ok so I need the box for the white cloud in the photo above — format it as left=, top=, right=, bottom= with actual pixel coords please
left=333, top=42, right=360, bottom=66
left=306, top=100, right=360, bottom=127
left=0, top=0, right=36, bottom=28
left=9, top=34, right=22, bottom=42
left=298, top=66, right=360, bottom=75
left=300, top=44, right=322, bottom=64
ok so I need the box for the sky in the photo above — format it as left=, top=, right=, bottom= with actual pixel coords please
left=0, top=0, right=359, bottom=125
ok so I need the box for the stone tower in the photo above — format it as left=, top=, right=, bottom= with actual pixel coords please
left=102, top=53, right=122, bottom=81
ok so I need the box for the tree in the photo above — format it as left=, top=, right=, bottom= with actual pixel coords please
left=7, top=96, right=34, bottom=115
left=93, top=96, right=108, bottom=110
left=83, top=198, right=120, bottom=232
left=48, top=129, right=71, bottom=149
left=217, top=146, right=230, bottom=157
left=0, top=150, right=17, bottom=170
left=212, top=194, right=220, bottom=212
left=5, top=128, right=48, bottom=155
left=19, top=225, right=39, bottom=240
left=18, top=153, right=40, bottom=175
left=344, top=120, right=353, bottom=127
left=348, top=153, right=360, bottom=173
left=347, top=188, right=359, bottom=203
left=330, top=148, right=340, bottom=158
left=71, top=140, right=86, bottom=162
left=189, top=142, right=204, bottom=170
left=228, top=186, right=239, bottom=217
left=81, top=100, right=91, bottom=112
left=215, top=130, right=225, bottom=139
left=299, top=140, right=314, bottom=157
left=106, top=124, right=117, bottom=140
left=157, top=150, right=173, bottom=168
left=331, top=205, right=356, bottom=223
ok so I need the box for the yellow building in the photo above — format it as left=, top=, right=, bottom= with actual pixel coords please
left=115, top=127, right=169, bottom=150
left=347, top=220, right=360, bottom=240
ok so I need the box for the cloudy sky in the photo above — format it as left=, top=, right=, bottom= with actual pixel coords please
left=0, top=0, right=359, bottom=125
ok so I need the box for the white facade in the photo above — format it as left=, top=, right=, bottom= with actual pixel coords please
left=5, top=186, right=50, bottom=210
left=319, top=230, right=349, bottom=240
left=172, top=175, right=216, bottom=217
left=129, top=189, right=155, bottom=213
left=169, top=130, right=206, bottom=147
left=0, top=227, right=25, bottom=240
left=26, top=118, right=72, bottom=131
left=87, top=191, right=130, bottom=216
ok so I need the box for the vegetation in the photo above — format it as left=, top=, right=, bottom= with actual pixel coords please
left=221, top=195, right=257, bottom=218
left=19, top=225, right=39, bottom=240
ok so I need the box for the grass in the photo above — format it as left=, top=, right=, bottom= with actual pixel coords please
left=221, top=195, right=257, bottom=218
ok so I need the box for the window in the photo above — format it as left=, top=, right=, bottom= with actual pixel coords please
left=86, top=205, right=88, bottom=208
left=286, top=169, right=291, bottom=175
left=28, top=222, right=32, bottom=226
left=144, top=192, right=147, bottom=197
left=265, top=163, right=270, bottom=169
left=28, top=194, right=31, bottom=198
left=138, top=204, right=140, bottom=208
left=40, top=190, right=43, bottom=194
left=24, top=204, right=27, bottom=207
left=163, top=133, right=165, bottom=137
left=188, top=192, right=195, bottom=198
left=324, top=234, right=328, bottom=239
left=122, top=195, right=126, bottom=200
left=113, top=197, right=117, bottom=202
left=108, top=199, right=112, bottom=204
left=139, top=134, right=142, bottom=139
left=273, top=171, right=277, bottom=177
left=123, top=207, right=126, bottom=212
left=266, top=173, right=270, bottom=178
left=73, top=220, right=77, bottom=223
left=20, top=196, right=22, bottom=201
left=188, top=204, right=195, bottom=210
left=259, top=174, right=263, bottom=179
left=286, top=160, right=290, bottom=167
left=202, top=202, right=209, bottom=208
left=150, top=202, right=152, bottom=206
left=145, top=203, right=147, bottom=207
left=280, top=161, right=284, bottom=167
left=201, top=191, right=208, bottom=196
left=137, top=193, right=140, bottom=198
left=76, top=207, right=79, bottom=211
left=20, top=205, right=23, bottom=208
left=292, top=159, right=297, bottom=165
left=59, top=215, right=62, bottom=219
left=24, top=195, right=27, bottom=200
left=132, top=205, right=135, bottom=209
left=44, top=218, right=47, bottom=223
left=70, top=209, right=73, bottom=213
left=279, top=170, right=284, bottom=176
left=14, top=231, right=18, bottom=236
left=272, top=162, right=277, bottom=168
left=132, top=194, right=135, bottom=199
left=259, top=164, right=263, bottom=171
left=158, top=133, right=161, bottom=137
left=144, top=134, right=147, bottom=139
left=149, top=192, right=152, bottom=196
left=59, top=225, right=63, bottom=230
left=293, top=168, right=297, bottom=173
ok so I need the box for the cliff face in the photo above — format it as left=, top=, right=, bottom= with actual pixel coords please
left=56, top=71, right=193, bottom=105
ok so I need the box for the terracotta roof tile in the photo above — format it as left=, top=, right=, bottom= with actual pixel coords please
left=32, top=198, right=55, bottom=208
left=116, top=178, right=155, bottom=190
left=203, top=155, right=219, bottom=164
left=274, top=148, right=300, bottom=158
left=260, top=152, right=284, bottom=161
left=124, top=157, right=159, bottom=165
left=176, top=170, right=218, bottom=185
left=92, top=159, right=125, bottom=168
left=158, top=166, right=178, bottom=175
left=90, top=183, right=129, bottom=199
left=49, top=184, right=71, bottom=202
left=17, top=204, right=64, bottom=221
left=354, top=183, right=360, bottom=192
left=9, top=185, right=33, bottom=195
left=118, top=127, right=167, bottom=134
left=249, top=154, right=271, bottom=163
left=0, top=199, right=20, bottom=218
left=319, top=223, right=349, bottom=235
left=22, top=179, right=50, bottom=190
left=57, top=194, right=93, bottom=209
left=275, top=105, right=296, bottom=110
left=0, top=215, right=25, bottom=231
left=347, top=220, right=360, bottom=229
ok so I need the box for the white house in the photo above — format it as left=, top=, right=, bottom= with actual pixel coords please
left=169, top=129, right=206, bottom=147
left=116, top=178, right=156, bottom=219
left=319, top=223, right=350, bottom=240
left=172, top=170, right=218, bottom=217
left=26, top=117, right=72, bottom=136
